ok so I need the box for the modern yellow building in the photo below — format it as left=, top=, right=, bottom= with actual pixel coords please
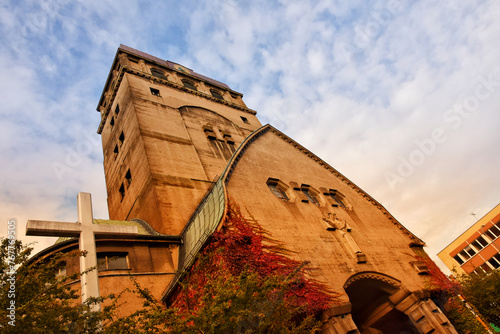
left=438, top=203, right=500, bottom=275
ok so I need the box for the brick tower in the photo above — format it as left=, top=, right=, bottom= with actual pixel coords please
left=97, top=45, right=261, bottom=235
left=95, top=45, right=459, bottom=333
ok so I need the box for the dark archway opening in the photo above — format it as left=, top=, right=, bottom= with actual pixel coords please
left=345, top=273, right=418, bottom=334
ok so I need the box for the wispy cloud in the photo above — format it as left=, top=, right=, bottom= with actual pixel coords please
left=0, top=0, right=499, bottom=269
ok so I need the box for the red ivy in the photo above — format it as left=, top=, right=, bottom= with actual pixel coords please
left=414, top=254, right=461, bottom=295
left=171, top=201, right=337, bottom=315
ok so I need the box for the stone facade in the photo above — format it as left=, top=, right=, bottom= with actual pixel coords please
left=35, top=45, right=458, bottom=332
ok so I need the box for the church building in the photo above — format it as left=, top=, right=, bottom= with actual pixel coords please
left=27, top=45, right=457, bottom=333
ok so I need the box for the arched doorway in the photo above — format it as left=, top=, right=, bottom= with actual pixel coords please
left=344, top=272, right=418, bottom=334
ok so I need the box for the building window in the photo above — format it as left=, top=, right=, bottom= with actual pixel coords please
left=453, top=255, right=465, bottom=266
left=471, top=235, right=488, bottom=251
left=487, top=224, right=500, bottom=239
left=328, top=190, right=346, bottom=208
left=230, top=92, right=238, bottom=99
left=210, top=89, right=223, bottom=100
left=301, top=185, right=320, bottom=205
left=151, top=68, right=167, bottom=79
left=222, top=133, right=236, bottom=154
left=241, top=116, right=249, bottom=124
left=150, top=87, right=161, bottom=96
left=125, top=169, right=132, bottom=187
left=97, top=253, right=128, bottom=271
left=119, top=183, right=125, bottom=200
left=110, top=117, right=115, bottom=129
left=113, top=145, right=119, bottom=159
left=484, top=229, right=497, bottom=242
left=488, top=254, right=500, bottom=269
left=204, top=127, right=236, bottom=160
left=459, top=245, right=476, bottom=261
left=480, top=262, right=492, bottom=273
left=181, top=79, right=197, bottom=91
left=115, top=104, right=120, bottom=115
left=267, top=178, right=289, bottom=201
left=119, top=131, right=125, bottom=146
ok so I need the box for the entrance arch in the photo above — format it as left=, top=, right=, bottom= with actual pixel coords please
left=344, top=272, right=417, bottom=333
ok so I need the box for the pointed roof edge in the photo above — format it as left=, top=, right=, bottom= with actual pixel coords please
left=221, top=124, right=425, bottom=245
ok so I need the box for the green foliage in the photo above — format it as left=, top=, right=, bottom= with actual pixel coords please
left=0, top=238, right=102, bottom=333
left=443, top=295, right=487, bottom=334
left=0, top=203, right=336, bottom=333
left=459, top=269, right=500, bottom=328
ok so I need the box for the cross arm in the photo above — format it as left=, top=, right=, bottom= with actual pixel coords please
left=92, top=224, right=139, bottom=238
left=26, top=220, right=82, bottom=237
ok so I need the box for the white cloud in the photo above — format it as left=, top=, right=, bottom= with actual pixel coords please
left=0, top=0, right=499, bottom=274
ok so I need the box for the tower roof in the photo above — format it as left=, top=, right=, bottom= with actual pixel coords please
left=97, top=44, right=233, bottom=111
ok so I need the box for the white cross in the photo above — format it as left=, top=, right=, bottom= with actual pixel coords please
left=26, top=192, right=139, bottom=311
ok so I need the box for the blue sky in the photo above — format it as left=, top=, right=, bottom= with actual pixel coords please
left=1, top=0, right=499, bottom=272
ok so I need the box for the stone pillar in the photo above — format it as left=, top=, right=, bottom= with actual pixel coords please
left=117, top=53, right=129, bottom=67
left=322, top=303, right=360, bottom=334
left=395, top=291, right=458, bottom=334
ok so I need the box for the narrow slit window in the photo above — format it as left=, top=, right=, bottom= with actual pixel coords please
left=150, top=87, right=161, bottom=96
left=223, top=133, right=236, bottom=154
left=125, top=169, right=132, bottom=187
left=119, top=183, right=125, bottom=200
left=113, top=145, right=119, bottom=159
left=110, top=117, right=115, bottom=129
left=119, top=131, right=125, bottom=146
left=240, top=116, right=249, bottom=124
left=115, top=104, right=120, bottom=115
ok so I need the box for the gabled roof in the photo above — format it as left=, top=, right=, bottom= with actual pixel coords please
left=221, top=124, right=425, bottom=245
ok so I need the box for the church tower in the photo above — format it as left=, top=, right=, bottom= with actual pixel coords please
left=94, top=46, right=459, bottom=333
left=97, top=45, right=261, bottom=235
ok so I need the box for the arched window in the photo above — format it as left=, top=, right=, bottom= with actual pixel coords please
left=267, top=178, right=289, bottom=201
left=151, top=68, right=167, bottom=79
left=210, top=89, right=223, bottom=100
left=329, top=190, right=346, bottom=208
left=181, top=79, right=197, bottom=91
left=301, top=185, right=319, bottom=205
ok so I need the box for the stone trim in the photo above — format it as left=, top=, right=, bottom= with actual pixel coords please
left=268, top=127, right=424, bottom=244
left=343, top=271, right=402, bottom=292
left=97, top=66, right=257, bottom=134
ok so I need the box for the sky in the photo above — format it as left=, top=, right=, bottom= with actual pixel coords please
left=0, top=0, right=499, bottom=273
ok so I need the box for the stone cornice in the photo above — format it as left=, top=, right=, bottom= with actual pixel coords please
left=97, top=66, right=257, bottom=134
